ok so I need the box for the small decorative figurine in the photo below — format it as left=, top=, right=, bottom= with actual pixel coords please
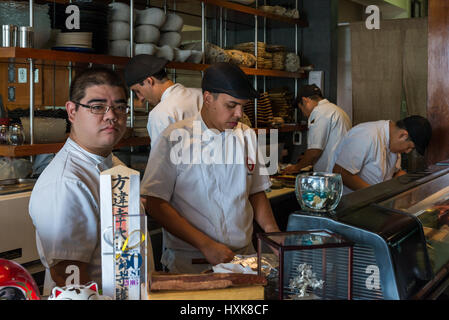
left=48, top=282, right=112, bottom=300
left=288, top=263, right=324, bottom=299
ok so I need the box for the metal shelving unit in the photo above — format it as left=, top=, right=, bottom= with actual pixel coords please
left=0, top=0, right=308, bottom=157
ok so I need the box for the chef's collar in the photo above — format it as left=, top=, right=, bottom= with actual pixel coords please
left=66, top=137, right=114, bottom=172
left=160, top=83, right=179, bottom=102
left=317, top=99, right=329, bottom=105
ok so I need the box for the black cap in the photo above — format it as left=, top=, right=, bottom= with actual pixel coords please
left=402, top=115, right=432, bottom=155
left=201, top=62, right=259, bottom=99
left=297, top=84, right=323, bottom=101
left=124, top=54, right=168, bottom=87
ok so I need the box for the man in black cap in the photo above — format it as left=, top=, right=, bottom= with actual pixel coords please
left=140, top=62, right=280, bottom=273
left=283, top=84, right=351, bottom=174
left=332, top=115, right=432, bottom=194
left=124, top=54, right=203, bottom=147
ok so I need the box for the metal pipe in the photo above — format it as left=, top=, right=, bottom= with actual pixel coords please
left=29, top=58, right=34, bottom=146
left=201, top=2, right=205, bottom=64
left=68, top=61, right=72, bottom=90
left=29, top=0, right=34, bottom=27
left=130, top=0, right=134, bottom=131
left=263, top=5, right=266, bottom=93
left=173, top=0, right=176, bottom=82
left=294, top=0, right=299, bottom=122
left=219, top=7, right=223, bottom=47
left=224, top=9, right=227, bottom=48
left=254, top=15, right=258, bottom=128
left=29, top=0, right=34, bottom=151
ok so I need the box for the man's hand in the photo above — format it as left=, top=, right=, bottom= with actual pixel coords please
left=200, top=241, right=235, bottom=266
left=282, top=163, right=301, bottom=175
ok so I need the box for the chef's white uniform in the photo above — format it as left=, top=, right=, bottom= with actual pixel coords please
left=140, top=112, right=272, bottom=273
left=147, top=83, right=203, bottom=148
left=307, top=99, right=351, bottom=172
left=29, top=138, right=154, bottom=295
left=332, top=120, right=401, bottom=194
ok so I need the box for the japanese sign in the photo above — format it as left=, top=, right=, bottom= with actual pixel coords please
left=100, top=165, right=147, bottom=300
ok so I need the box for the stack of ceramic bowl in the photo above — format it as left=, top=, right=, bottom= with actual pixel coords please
left=134, top=7, right=163, bottom=58
left=108, top=2, right=133, bottom=57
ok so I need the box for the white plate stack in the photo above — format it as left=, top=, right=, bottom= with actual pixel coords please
left=54, top=31, right=92, bottom=49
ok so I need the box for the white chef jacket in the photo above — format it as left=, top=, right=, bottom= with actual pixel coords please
left=307, top=99, right=351, bottom=172
left=332, top=120, right=401, bottom=194
left=147, top=83, right=203, bottom=148
left=29, top=138, right=153, bottom=295
left=140, top=112, right=271, bottom=273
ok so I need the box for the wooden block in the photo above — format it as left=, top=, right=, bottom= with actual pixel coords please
left=148, top=285, right=265, bottom=300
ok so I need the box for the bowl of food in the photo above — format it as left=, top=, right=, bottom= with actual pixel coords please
left=295, top=172, right=343, bottom=212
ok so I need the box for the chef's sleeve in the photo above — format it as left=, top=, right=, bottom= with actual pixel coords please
left=334, top=130, right=372, bottom=175
left=30, top=179, right=98, bottom=266
left=147, top=111, right=175, bottom=148
left=307, top=113, right=331, bottom=151
left=140, top=131, right=178, bottom=202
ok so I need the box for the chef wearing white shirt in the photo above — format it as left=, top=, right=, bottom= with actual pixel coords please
left=283, top=84, right=351, bottom=174
left=124, top=54, right=203, bottom=148
left=332, top=116, right=432, bottom=194
left=29, top=68, right=155, bottom=295
left=140, top=62, right=280, bottom=273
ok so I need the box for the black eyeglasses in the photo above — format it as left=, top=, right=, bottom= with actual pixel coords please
left=74, top=102, right=130, bottom=115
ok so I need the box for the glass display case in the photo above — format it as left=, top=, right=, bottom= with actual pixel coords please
left=257, top=230, right=353, bottom=300
left=285, top=166, right=449, bottom=299
left=378, top=173, right=449, bottom=274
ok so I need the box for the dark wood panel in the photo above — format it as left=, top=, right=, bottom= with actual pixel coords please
left=0, top=136, right=150, bottom=157
left=427, top=0, right=449, bottom=164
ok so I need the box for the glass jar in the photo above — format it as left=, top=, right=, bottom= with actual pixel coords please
left=7, top=124, right=25, bottom=146
left=0, top=125, right=8, bottom=144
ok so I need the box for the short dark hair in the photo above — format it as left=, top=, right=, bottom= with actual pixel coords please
left=69, top=67, right=128, bottom=108
left=396, top=119, right=406, bottom=130
left=152, top=68, right=168, bottom=81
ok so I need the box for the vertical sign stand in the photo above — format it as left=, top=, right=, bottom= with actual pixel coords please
left=100, top=165, right=148, bottom=300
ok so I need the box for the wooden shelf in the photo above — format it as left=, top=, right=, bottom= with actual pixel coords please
left=0, top=47, right=307, bottom=79
left=35, top=0, right=307, bottom=26
left=201, top=0, right=308, bottom=27
left=0, top=136, right=150, bottom=157
left=255, top=124, right=307, bottom=133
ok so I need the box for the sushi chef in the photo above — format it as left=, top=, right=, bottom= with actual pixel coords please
left=140, top=62, right=280, bottom=273
left=332, top=115, right=432, bottom=194
left=29, top=68, right=153, bottom=295
left=283, top=84, right=351, bottom=174
left=124, top=54, right=203, bottom=148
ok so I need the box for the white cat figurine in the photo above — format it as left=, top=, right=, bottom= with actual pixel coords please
left=48, top=282, right=112, bottom=300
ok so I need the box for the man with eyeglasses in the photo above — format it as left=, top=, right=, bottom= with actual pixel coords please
left=331, top=115, right=432, bottom=195
left=29, top=67, right=153, bottom=296
left=124, top=54, right=203, bottom=148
